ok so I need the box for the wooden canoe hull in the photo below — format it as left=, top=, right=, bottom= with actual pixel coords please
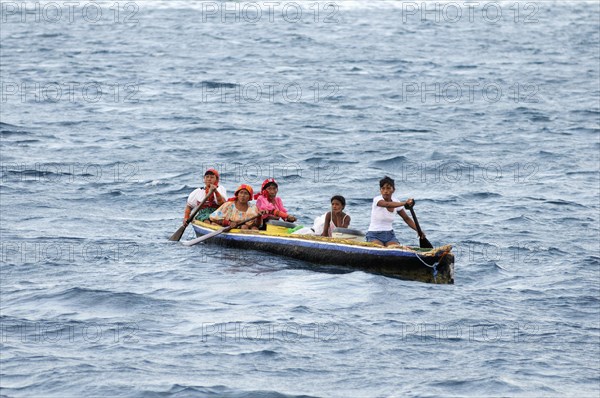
left=191, top=222, right=454, bottom=284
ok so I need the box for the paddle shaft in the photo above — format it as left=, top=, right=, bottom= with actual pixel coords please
left=409, top=207, right=424, bottom=237
left=408, top=207, right=434, bottom=249
left=169, top=188, right=215, bottom=241
left=182, top=213, right=262, bottom=246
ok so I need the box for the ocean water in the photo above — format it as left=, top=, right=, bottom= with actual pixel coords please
left=1, top=1, right=599, bottom=397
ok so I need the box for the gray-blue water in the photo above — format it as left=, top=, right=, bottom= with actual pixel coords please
left=1, top=1, right=599, bottom=397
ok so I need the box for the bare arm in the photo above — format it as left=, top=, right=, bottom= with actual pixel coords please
left=205, top=185, right=224, bottom=205
left=398, top=209, right=423, bottom=236
left=377, top=198, right=414, bottom=209
left=321, top=212, right=332, bottom=237
left=183, top=205, right=192, bottom=224
left=213, top=188, right=225, bottom=205
left=341, top=213, right=351, bottom=228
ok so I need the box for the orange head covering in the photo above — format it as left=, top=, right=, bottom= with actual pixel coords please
left=228, top=184, right=254, bottom=201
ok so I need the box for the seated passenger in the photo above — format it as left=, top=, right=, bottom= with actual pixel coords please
left=209, top=184, right=262, bottom=230
left=255, top=178, right=297, bottom=225
left=321, top=195, right=351, bottom=237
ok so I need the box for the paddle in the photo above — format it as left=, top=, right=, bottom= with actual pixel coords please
left=407, top=204, right=433, bottom=249
left=182, top=213, right=262, bottom=247
left=168, top=187, right=215, bottom=241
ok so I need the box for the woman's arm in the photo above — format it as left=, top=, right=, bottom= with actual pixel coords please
left=321, top=212, right=332, bottom=237
left=209, top=202, right=230, bottom=226
left=213, top=187, right=225, bottom=205
left=275, top=198, right=297, bottom=222
left=377, top=198, right=414, bottom=209
left=183, top=205, right=192, bottom=223
left=398, top=208, right=420, bottom=235
left=341, top=213, right=351, bottom=228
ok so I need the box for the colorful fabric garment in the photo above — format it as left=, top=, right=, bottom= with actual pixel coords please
left=227, top=184, right=254, bottom=202
left=194, top=207, right=217, bottom=221
left=256, top=195, right=288, bottom=221
left=261, top=178, right=277, bottom=191
left=254, top=178, right=278, bottom=200
left=187, top=185, right=227, bottom=209
left=209, top=201, right=260, bottom=227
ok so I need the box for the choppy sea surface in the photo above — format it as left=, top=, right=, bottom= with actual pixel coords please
left=1, top=1, right=599, bottom=397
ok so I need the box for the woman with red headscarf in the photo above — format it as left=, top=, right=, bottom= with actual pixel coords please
left=255, top=178, right=297, bottom=224
left=183, top=168, right=227, bottom=225
left=209, top=184, right=262, bottom=230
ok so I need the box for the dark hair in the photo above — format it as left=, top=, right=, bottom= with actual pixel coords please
left=379, top=176, right=395, bottom=188
left=331, top=195, right=346, bottom=208
left=204, top=171, right=216, bottom=176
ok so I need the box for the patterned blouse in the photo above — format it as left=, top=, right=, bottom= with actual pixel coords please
left=209, top=201, right=260, bottom=227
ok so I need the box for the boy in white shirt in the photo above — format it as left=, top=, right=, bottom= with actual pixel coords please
left=366, top=176, right=424, bottom=247
left=183, top=168, right=227, bottom=225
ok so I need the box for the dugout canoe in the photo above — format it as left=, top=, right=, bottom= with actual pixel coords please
left=190, top=221, right=454, bottom=284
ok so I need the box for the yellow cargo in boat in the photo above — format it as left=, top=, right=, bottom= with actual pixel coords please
left=265, top=220, right=296, bottom=235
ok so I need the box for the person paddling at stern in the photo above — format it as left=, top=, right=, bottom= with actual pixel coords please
left=366, top=176, right=423, bottom=247
left=184, top=168, right=227, bottom=226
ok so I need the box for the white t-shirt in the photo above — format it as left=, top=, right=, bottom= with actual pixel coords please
left=187, top=185, right=227, bottom=208
left=368, top=195, right=404, bottom=231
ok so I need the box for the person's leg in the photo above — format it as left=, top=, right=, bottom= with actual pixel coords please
left=366, top=231, right=385, bottom=246
left=384, top=231, right=401, bottom=247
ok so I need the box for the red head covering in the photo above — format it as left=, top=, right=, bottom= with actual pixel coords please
left=204, top=168, right=219, bottom=181
left=228, top=184, right=254, bottom=201
left=254, top=178, right=278, bottom=200
left=261, top=178, right=277, bottom=191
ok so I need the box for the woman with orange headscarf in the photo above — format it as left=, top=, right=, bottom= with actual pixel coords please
left=209, top=184, right=262, bottom=230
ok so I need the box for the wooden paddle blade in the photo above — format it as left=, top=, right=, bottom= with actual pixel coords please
left=420, top=236, right=434, bottom=249
left=182, top=226, right=232, bottom=246
left=169, top=190, right=215, bottom=241
left=182, top=214, right=262, bottom=247
left=408, top=207, right=433, bottom=249
left=169, top=224, right=187, bottom=241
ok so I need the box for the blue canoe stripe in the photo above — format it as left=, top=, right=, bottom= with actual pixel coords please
left=191, top=225, right=439, bottom=259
